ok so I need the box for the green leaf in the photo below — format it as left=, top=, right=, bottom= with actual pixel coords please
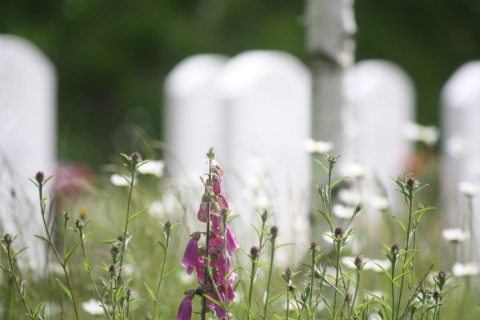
left=21, top=280, right=26, bottom=298
left=28, top=177, right=39, bottom=187
left=314, top=208, right=332, bottom=229
left=56, top=278, right=73, bottom=302
left=267, top=291, right=285, bottom=304
left=64, top=244, right=79, bottom=264
left=83, top=231, right=96, bottom=242
left=157, top=241, right=167, bottom=254
left=11, top=247, right=29, bottom=260
left=275, top=242, right=295, bottom=249
left=128, top=207, right=148, bottom=222
left=143, top=282, right=156, bottom=302
left=84, top=261, right=91, bottom=273
left=34, top=235, right=53, bottom=245
left=331, top=176, right=349, bottom=189
left=387, top=213, right=406, bottom=233
left=0, top=264, right=14, bottom=276
left=314, top=159, right=329, bottom=174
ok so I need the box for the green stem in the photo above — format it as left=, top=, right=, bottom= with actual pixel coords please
left=332, top=239, right=342, bottom=317
left=152, top=233, right=171, bottom=318
left=79, top=229, right=111, bottom=319
left=348, top=270, right=361, bottom=319
left=6, top=246, right=34, bottom=318
left=118, top=166, right=136, bottom=279
left=263, top=236, right=276, bottom=319
left=37, top=181, right=80, bottom=320
left=201, top=159, right=213, bottom=320
left=396, top=189, right=413, bottom=319
left=309, top=248, right=315, bottom=317
left=391, top=259, right=396, bottom=320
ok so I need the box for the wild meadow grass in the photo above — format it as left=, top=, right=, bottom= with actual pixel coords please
left=0, top=146, right=479, bottom=319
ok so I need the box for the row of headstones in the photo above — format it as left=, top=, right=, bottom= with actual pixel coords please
left=1, top=34, right=480, bottom=267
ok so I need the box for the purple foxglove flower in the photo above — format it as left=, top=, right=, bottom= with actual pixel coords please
left=227, top=274, right=237, bottom=302
left=211, top=214, right=221, bottom=236
left=181, top=236, right=198, bottom=275
left=226, top=225, right=239, bottom=254
left=211, top=160, right=224, bottom=176
left=212, top=174, right=222, bottom=195
left=197, top=201, right=208, bottom=223
left=214, top=290, right=229, bottom=319
left=218, top=194, right=229, bottom=211
left=176, top=295, right=193, bottom=320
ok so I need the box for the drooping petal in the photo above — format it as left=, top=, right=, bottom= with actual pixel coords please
left=226, top=225, right=240, bottom=254
left=198, top=202, right=208, bottom=223
left=176, top=295, right=193, bottom=320
left=181, top=237, right=198, bottom=275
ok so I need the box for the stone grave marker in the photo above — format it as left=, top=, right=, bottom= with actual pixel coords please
left=215, top=50, right=311, bottom=264
left=442, top=61, right=480, bottom=254
left=0, top=35, right=56, bottom=271
left=164, top=54, right=229, bottom=185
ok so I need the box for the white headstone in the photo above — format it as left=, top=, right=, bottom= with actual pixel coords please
left=215, top=51, right=311, bottom=263
left=347, top=60, right=415, bottom=188
left=442, top=61, right=480, bottom=254
left=0, top=35, right=56, bottom=271
left=164, top=54, right=229, bottom=183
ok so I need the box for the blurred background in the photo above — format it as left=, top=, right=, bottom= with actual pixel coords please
left=1, top=0, right=479, bottom=169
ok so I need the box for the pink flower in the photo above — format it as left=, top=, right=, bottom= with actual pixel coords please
left=211, top=160, right=224, bottom=176
left=213, top=174, right=222, bottom=195
left=218, top=194, right=229, bottom=211
left=226, top=226, right=240, bottom=254
left=197, top=201, right=208, bottom=223
left=181, top=236, right=199, bottom=275
left=176, top=294, right=193, bottom=320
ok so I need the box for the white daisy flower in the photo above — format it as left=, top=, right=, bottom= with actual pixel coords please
left=333, top=204, right=355, bottom=219
left=458, top=182, right=480, bottom=197
left=338, top=189, right=361, bottom=205
left=82, top=299, right=104, bottom=316
left=304, top=138, right=334, bottom=154
left=137, top=160, right=165, bottom=177
left=402, top=122, right=439, bottom=146
left=110, top=174, right=135, bottom=187
left=452, top=262, right=480, bottom=277
left=442, top=228, right=470, bottom=243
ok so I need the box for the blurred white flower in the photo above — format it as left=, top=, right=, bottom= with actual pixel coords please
left=338, top=189, right=361, bottom=205
left=304, top=138, right=334, bottom=154
left=341, top=162, right=367, bottom=178
left=364, top=259, right=391, bottom=272
left=110, top=174, right=136, bottom=187
left=442, top=228, right=470, bottom=243
left=452, top=262, right=480, bottom=277
left=341, top=256, right=357, bottom=269
left=402, top=122, right=439, bottom=146
left=371, top=196, right=389, bottom=211
left=333, top=204, right=355, bottom=219
left=82, top=299, right=104, bottom=315
left=137, top=160, right=165, bottom=177
left=446, top=137, right=467, bottom=158
left=457, top=182, right=480, bottom=197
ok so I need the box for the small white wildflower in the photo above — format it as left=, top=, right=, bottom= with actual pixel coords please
left=365, top=259, right=391, bottom=273
left=110, top=174, right=134, bottom=187
left=442, top=228, right=470, bottom=243
left=333, top=204, right=355, bottom=219
left=137, top=160, right=165, bottom=177
left=341, top=256, right=357, bottom=269
left=341, top=162, right=367, bottom=178
left=446, top=137, right=467, bottom=158
left=402, top=122, right=440, bottom=146
left=304, top=138, right=334, bottom=154
left=452, top=262, right=480, bottom=277
left=370, top=196, right=389, bottom=211
left=322, top=232, right=334, bottom=244
left=458, top=182, right=480, bottom=197
left=82, top=299, right=104, bottom=316
left=338, top=189, right=361, bottom=205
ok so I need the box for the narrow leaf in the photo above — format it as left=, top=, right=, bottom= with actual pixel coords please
left=128, top=208, right=148, bottom=222
left=56, top=278, right=73, bottom=302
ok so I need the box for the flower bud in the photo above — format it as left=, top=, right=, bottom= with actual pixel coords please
left=354, top=256, right=363, bottom=269
left=334, top=226, right=344, bottom=238
left=270, top=225, right=279, bottom=238
left=130, top=152, right=142, bottom=163
left=35, top=171, right=45, bottom=184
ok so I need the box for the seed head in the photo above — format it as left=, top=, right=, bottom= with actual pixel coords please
left=270, top=225, right=279, bottom=237
left=433, top=291, right=441, bottom=300
left=130, top=152, right=142, bottom=164
left=35, top=171, right=45, bottom=184
left=390, top=243, right=400, bottom=256
left=2, top=233, right=13, bottom=245
left=354, top=256, right=363, bottom=269
left=334, top=226, right=344, bottom=238
left=108, top=264, right=116, bottom=276
left=288, top=284, right=296, bottom=292
left=406, top=177, right=416, bottom=190
left=250, top=246, right=260, bottom=258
